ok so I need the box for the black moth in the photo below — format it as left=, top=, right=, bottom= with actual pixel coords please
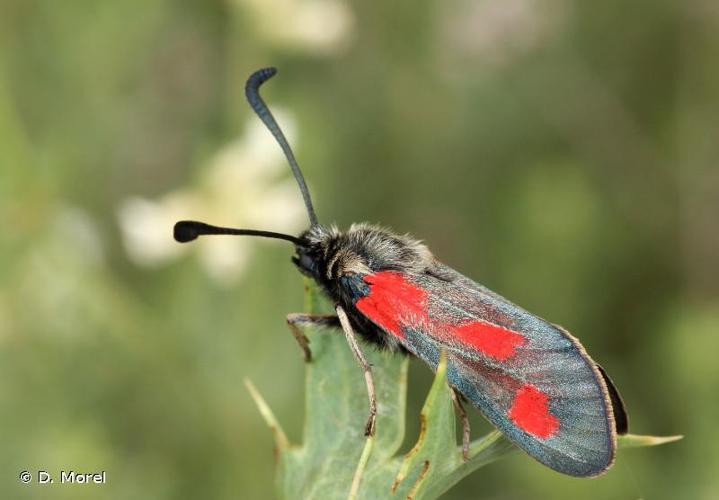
left=174, top=67, right=627, bottom=477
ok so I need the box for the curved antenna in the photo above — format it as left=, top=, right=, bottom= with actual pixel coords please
left=245, top=67, right=319, bottom=226
left=174, top=220, right=301, bottom=245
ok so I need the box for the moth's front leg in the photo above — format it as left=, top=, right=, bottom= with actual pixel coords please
left=336, top=305, right=377, bottom=437
left=286, top=313, right=340, bottom=363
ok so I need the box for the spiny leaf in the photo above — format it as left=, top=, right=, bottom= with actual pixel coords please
left=385, top=354, right=516, bottom=500
left=389, top=351, right=458, bottom=497
left=618, top=433, right=683, bottom=449
left=274, top=282, right=408, bottom=499
left=244, top=378, right=289, bottom=451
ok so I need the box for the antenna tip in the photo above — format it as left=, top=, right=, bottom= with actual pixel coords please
left=174, top=221, right=201, bottom=243
left=246, top=67, right=278, bottom=95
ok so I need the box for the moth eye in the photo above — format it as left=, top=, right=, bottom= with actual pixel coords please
left=296, top=253, right=316, bottom=273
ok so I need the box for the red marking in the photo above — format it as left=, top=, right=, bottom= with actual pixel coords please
left=356, top=272, right=427, bottom=339
left=451, top=322, right=526, bottom=361
left=356, top=271, right=525, bottom=360
left=509, top=384, right=559, bottom=439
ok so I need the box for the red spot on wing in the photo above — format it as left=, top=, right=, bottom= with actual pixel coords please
left=451, top=322, right=526, bottom=361
left=509, top=384, right=560, bottom=439
left=356, top=271, right=427, bottom=339
left=356, top=271, right=525, bottom=360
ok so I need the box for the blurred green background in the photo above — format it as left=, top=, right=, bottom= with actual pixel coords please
left=1, top=1, right=717, bottom=499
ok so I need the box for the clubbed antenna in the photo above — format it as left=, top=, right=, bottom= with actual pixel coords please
left=245, top=67, right=319, bottom=227
left=174, top=220, right=301, bottom=245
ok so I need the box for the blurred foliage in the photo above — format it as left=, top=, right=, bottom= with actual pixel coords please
left=1, top=0, right=717, bottom=499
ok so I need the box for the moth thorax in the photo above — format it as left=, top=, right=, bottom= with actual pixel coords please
left=325, top=247, right=371, bottom=280
left=323, top=224, right=434, bottom=280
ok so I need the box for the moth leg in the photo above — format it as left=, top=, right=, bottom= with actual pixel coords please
left=286, top=313, right=340, bottom=363
left=336, top=305, right=377, bottom=437
left=450, top=388, right=471, bottom=461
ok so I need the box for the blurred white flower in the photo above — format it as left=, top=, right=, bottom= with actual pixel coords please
left=235, top=0, right=355, bottom=55
left=117, top=110, right=307, bottom=285
left=117, top=192, right=198, bottom=266
left=442, top=0, right=567, bottom=66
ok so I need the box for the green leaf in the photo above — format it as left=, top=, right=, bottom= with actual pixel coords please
left=617, top=433, right=683, bottom=449
left=273, top=281, right=409, bottom=499
left=246, top=281, right=681, bottom=499
left=385, top=352, right=516, bottom=500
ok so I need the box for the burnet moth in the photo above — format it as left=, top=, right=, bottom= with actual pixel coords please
left=174, top=67, right=629, bottom=477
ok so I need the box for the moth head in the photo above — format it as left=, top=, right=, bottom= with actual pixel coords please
left=295, top=224, right=382, bottom=281
left=290, top=225, right=325, bottom=278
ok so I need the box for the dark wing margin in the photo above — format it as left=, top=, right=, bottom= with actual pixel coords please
left=349, top=262, right=621, bottom=477
left=596, top=364, right=629, bottom=435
